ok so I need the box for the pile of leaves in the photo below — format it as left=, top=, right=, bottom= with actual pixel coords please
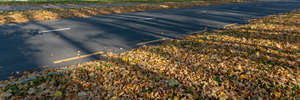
left=0, top=8, right=299, bottom=100
left=0, top=0, right=251, bottom=25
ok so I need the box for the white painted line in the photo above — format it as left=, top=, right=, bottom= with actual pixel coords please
left=38, top=28, right=71, bottom=33
left=117, top=15, right=154, bottom=20
left=142, top=18, right=154, bottom=20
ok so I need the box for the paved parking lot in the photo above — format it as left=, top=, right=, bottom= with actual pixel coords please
left=0, top=0, right=300, bottom=80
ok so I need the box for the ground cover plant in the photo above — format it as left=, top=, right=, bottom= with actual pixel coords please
left=0, top=0, right=251, bottom=25
left=0, top=5, right=299, bottom=100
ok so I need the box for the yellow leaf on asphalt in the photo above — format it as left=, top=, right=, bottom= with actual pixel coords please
left=160, top=5, right=169, bottom=8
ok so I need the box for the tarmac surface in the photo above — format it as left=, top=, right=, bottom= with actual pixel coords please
left=0, top=0, right=300, bottom=80
left=0, top=2, right=153, bottom=11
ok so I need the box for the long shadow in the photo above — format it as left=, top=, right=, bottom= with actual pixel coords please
left=101, top=15, right=194, bottom=35
left=220, top=29, right=300, bottom=44
left=147, top=41, right=296, bottom=67
left=0, top=23, right=42, bottom=80
left=31, top=21, right=104, bottom=63
left=133, top=34, right=298, bottom=97
left=56, top=53, right=205, bottom=99
left=66, top=17, right=165, bottom=47
left=68, top=8, right=213, bottom=38
left=65, top=15, right=209, bottom=49
left=1, top=0, right=300, bottom=82
left=91, top=16, right=180, bottom=38
left=142, top=0, right=300, bottom=27
left=1, top=0, right=300, bottom=98
left=239, top=26, right=300, bottom=35
left=111, top=14, right=214, bottom=31
left=123, top=13, right=224, bottom=30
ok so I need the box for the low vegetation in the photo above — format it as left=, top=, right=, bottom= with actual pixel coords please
left=0, top=7, right=299, bottom=99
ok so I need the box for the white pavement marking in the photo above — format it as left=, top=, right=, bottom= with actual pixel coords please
left=142, top=18, right=154, bottom=20
left=117, top=15, right=154, bottom=20
left=38, top=28, right=71, bottom=33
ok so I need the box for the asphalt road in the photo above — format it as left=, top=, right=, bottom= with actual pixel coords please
left=0, top=0, right=300, bottom=80
left=0, top=2, right=152, bottom=11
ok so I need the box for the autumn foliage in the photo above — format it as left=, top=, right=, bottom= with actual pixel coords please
left=0, top=5, right=299, bottom=100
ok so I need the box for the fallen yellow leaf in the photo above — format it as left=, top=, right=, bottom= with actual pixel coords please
left=54, top=91, right=63, bottom=96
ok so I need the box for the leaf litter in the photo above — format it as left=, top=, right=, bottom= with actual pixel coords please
left=0, top=7, right=299, bottom=100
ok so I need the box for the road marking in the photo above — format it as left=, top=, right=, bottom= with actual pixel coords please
left=0, top=51, right=103, bottom=87
left=142, top=18, right=154, bottom=20
left=137, top=38, right=170, bottom=46
left=117, top=15, right=154, bottom=20
left=38, top=28, right=71, bottom=33
left=53, top=51, right=104, bottom=64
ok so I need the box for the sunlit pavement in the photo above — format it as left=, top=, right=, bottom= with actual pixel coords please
left=0, top=0, right=300, bottom=80
left=0, top=2, right=148, bottom=11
